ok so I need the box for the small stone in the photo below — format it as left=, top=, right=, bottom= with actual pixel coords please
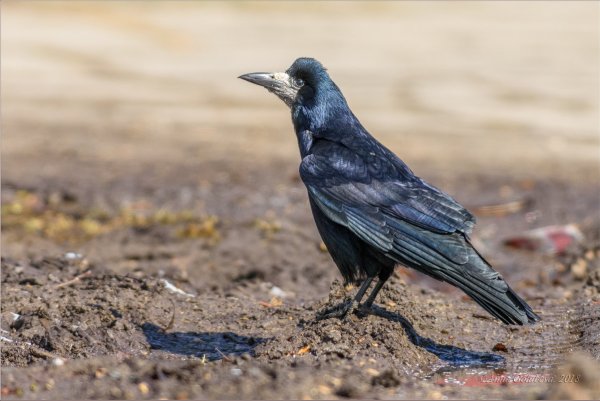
left=492, top=343, right=508, bottom=352
left=64, top=252, right=83, bottom=260
left=51, top=358, right=64, bottom=367
left=571, top=259, right=587, bottom=280
left=269, top=297, right=283, bottom=307
left=110, top=387, right=123, bottom=398
left=269, top=286, right=287, bottom=298
left=297, top=345, right=311, bottom=355
left=138, top=382, right=150, bottom=395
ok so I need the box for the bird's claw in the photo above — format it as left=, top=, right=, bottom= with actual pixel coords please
left=356, top=304, right=373, bottom=317
left=316, top=299, right=358, bottom=320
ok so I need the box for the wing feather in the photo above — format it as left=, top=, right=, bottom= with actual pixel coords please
left=300, top=142, right=475, bottom=237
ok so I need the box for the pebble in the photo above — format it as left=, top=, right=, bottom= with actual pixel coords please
left=138, top=382, right=150, bottom=395
left=51, top=358, right=65, bottom=367
left=269, top=286, right=288, bottom=298
left=492, top=343, right=508, bottom=352
left=64, top=252, right=83, bottom=260
left=110, top=387, right=123, bottom=398
left=571, top=259, right=587, bottom=280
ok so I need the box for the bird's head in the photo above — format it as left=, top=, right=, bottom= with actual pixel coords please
left=239, top=57, right=334, bottom=108
left=240, top=58, right=354, bottom=136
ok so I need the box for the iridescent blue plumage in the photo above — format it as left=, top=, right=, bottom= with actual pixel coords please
left=241, top=57, right=540, bottom=325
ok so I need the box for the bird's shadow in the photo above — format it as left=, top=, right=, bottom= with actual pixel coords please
left=367, top=306, right=505, bottom=368
left=141, top=323, right=265, bottom=361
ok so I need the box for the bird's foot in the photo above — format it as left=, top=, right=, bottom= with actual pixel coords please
left=316, top=299, right=358, bottom=320
left=356, top=303, right=374, bottom=317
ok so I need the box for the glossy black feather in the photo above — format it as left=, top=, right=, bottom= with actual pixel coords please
left=282, top=58, right=538, bottom=325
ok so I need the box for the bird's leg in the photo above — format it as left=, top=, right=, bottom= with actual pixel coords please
left=317, top=276, right=374, bottom=320
left=360, top=273, right=392, bottom=312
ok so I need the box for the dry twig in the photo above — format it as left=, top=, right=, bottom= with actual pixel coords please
left=55, top=270, right=91, bottom=288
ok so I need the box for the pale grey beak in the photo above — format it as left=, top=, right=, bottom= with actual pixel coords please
left=239, top=71, right=300, bottom=107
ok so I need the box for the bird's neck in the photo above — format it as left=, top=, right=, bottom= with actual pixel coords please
left=292, top=102, right=374, bottom=160
left=292, top=97, right=360, bottom=135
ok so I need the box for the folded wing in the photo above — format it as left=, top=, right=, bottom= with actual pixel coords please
left=301, top=139, right=539, bottom=324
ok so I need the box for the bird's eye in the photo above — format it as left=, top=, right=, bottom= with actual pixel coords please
left=293, top=77, right=305, bottom=87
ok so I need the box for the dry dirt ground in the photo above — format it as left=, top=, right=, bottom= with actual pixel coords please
left=2, top=2, right=599, bottom=400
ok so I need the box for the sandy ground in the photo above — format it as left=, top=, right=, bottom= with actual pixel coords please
left=1, top=2, right=599, bottom=399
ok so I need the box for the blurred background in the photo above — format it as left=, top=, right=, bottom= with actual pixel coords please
left=2, top=3, right=600, bottom=400
left=2, top=0, right=599, bottom=327
left=3, top=1, right=598, bottom=181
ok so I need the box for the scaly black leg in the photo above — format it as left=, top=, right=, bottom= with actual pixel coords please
left=362, top=268, right=393, bottom=310
left=362, top=279, right=385, bottom=309
left=317, top=276, right=374, bottom=320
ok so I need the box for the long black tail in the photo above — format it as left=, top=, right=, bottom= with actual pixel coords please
left=436, top=268, right=540, bottom=325
left=455, top=241, right=540, bottom=325
left=387, top=224, right=541, bottom=325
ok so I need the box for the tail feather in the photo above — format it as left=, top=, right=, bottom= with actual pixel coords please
left=435, top=268, right=539, bottom=325
left=389, top=232, right=540, bottom=325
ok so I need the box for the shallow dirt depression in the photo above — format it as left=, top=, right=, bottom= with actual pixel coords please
left=2, top=2, right=600, bottom=400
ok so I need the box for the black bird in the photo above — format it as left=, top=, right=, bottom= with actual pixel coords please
left=240, top=58, right=540, bottom=325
